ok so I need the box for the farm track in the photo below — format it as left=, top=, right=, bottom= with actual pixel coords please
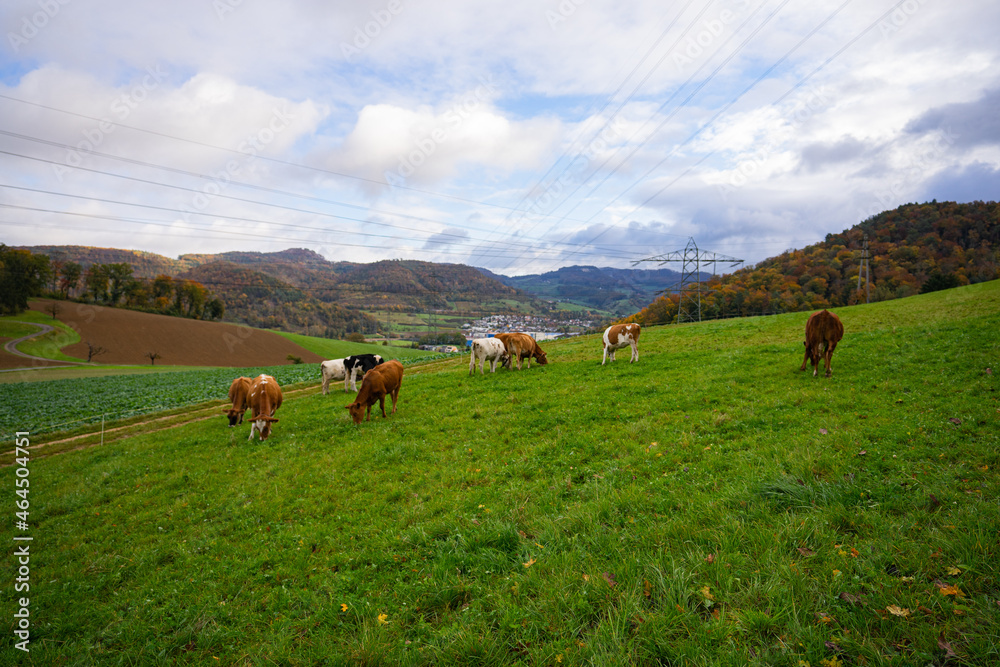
left=1, top=321, right=82, bottom=371
left=5, top=357, right=464, bottom=465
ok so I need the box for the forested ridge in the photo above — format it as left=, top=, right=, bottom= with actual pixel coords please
left=623, top=201, right=1000, bottom=326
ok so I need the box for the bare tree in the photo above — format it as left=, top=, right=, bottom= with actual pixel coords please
left=146, top=351, right=162, bottom=365
left=86, top=342, right=108, bottom=363
left=47, top=301, right=60, bottom=320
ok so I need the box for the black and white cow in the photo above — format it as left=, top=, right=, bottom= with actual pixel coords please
left=343, top=354, right=385, bottom=392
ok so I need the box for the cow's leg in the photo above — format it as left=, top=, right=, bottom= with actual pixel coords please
left=630, top=340, right=638, bottom=363
left=602, top=345, right=608, bottom=365
left=824, top=340, right=837, bottom=377
left=390, top=387, right=399, bottom=414
left=322, top=374, right=329, bottom=395
left=800, top=343, right=810, bottom=372
left=469, top=354, right=475, bottom=376
left=248, top=421, right=256, bottom=441
left=344, top=369, right=351, bottom=393
left=379, top=395, right=387, bottom=418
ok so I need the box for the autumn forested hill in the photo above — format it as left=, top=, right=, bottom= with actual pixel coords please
left=22, top=245, right=546, bottom=335
left=624, top=201, right=1000, bottom=325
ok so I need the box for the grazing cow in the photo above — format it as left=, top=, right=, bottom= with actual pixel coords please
left=345, top=360, right=403, bottom=424
left=320, top=358, right=347, bottom=395
left=495, top=332, right=548, bottom=370
left=223, top=376, right=252, bottom=426
left=469, top=338, right=510, bottom=375
left=343, top=354, right=384, bottom=392
left=602, top=323, right=641, bottom=365
left=800, top=309, right=844, bottom=378
left=247, top=374, right=283, bottom=441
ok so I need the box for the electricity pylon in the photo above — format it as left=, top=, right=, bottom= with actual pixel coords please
left=632, top=237, right=744, bottom=323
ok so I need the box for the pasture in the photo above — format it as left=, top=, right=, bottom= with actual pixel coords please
left=3, top=282, right=998, bottom=665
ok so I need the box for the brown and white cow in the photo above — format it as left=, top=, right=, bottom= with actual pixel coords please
left=469, top=338, right=509, bottom=375
left=247, top=374, right=283, bottom=441
left=602, top=323, right=640, bottom=365
left=223, top=376, right=252, bottom=426
left=800, top=309, right=844, bottom=378
left=345, top=359, right=403, bottom=424
left=495, top=332, right=548, bottom=370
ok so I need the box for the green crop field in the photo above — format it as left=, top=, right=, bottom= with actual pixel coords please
left=3, top=282, right=998, bottom=665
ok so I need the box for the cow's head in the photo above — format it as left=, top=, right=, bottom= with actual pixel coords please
left=223, top=407, right=245, bottom=427
left=253, top=415, right=279, bottom=440
left=534, top=350, right=548, bottom=365
left=345, top=402, right=366, bottom=424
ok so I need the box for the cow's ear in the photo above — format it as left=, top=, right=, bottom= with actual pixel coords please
left=270, top=417, right=280, bottom=423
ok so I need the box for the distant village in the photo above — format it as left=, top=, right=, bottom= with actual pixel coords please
left=418, top=314, right=595, bottom=352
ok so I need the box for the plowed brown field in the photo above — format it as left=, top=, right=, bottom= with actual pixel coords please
left=29, top=300, right=325, bottom=367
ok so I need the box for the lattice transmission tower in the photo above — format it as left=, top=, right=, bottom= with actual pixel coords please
left=856, top=233, right=871, bottom=304
left=632, top=237, right=744, bottom=323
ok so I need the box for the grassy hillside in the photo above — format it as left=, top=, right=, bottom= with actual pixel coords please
left=274, top=331, right=434, bottom=360
left=5, top=282, right=998, bottom=665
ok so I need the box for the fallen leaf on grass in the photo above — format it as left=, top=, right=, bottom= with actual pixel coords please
left=797, top=547, right=815, bottom=556
left=705, top=553, right=716, bottom=564
left=819, top=658, right=843, bottom=667
left=643, top=579, right=652, bottom=598
left=947, top=566, right=962, bottom=576
left=887, top=605, right=911, bottom=617
left=523, top=558, right=535, bottom=568
left=839, top=591, right=863, bottom=605
left=700, top=585, right=714, bottom=601
left=711, top=608, right=720, bottom=620
left=938, top=633, right=958, bottom=660
left=378, top=613, right=388, bottom=624
left=824, top=641, right=844, bottom=654
left=602, top=571, right=617, bottom=587
left=949, top=418, right=962, bottom=426
left=816, top=612, right=834, bottom=624
left=858, top=450, right=867, bottom=456
left=819, top=428, right=828, bottom=435
left=936, top=583, right=965, bottom=598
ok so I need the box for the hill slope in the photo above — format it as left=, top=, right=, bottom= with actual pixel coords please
left=629, top=200, right=999, bottom=323
left=491, top=264, right=691, bottom=314
left=25, top=246, right=546, bottom=331
left=9, top=280, right=999, bottom=664
left=29, top=299, right=325, bottom=367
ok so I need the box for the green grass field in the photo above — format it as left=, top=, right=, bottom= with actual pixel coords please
left=4, top=282, right=998, bottom=665
left=275, top=331, right=435, bottom=360
left=1, top=309, right=84, bottom=363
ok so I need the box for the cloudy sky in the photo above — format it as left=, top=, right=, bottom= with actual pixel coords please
left=1, top=0, right=998, bottom=275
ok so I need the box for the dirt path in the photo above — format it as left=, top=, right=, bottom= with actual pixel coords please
left=12, top=383, right=325, bottom=464
left=5, top=357, right=465, bottom=465
left=1, top=322, right=82, bottom=372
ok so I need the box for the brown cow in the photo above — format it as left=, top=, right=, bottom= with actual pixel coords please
left=800, top=309, right=844, bottom=377
left=495, top=332, right=548, bottom=370
left=247, top=374, right=283, bottom=441
left=602, top=322, right=640, bottom=365
left=345, top=359, right=403, bottom=424
left=223, top=376, right=252, bottom=426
